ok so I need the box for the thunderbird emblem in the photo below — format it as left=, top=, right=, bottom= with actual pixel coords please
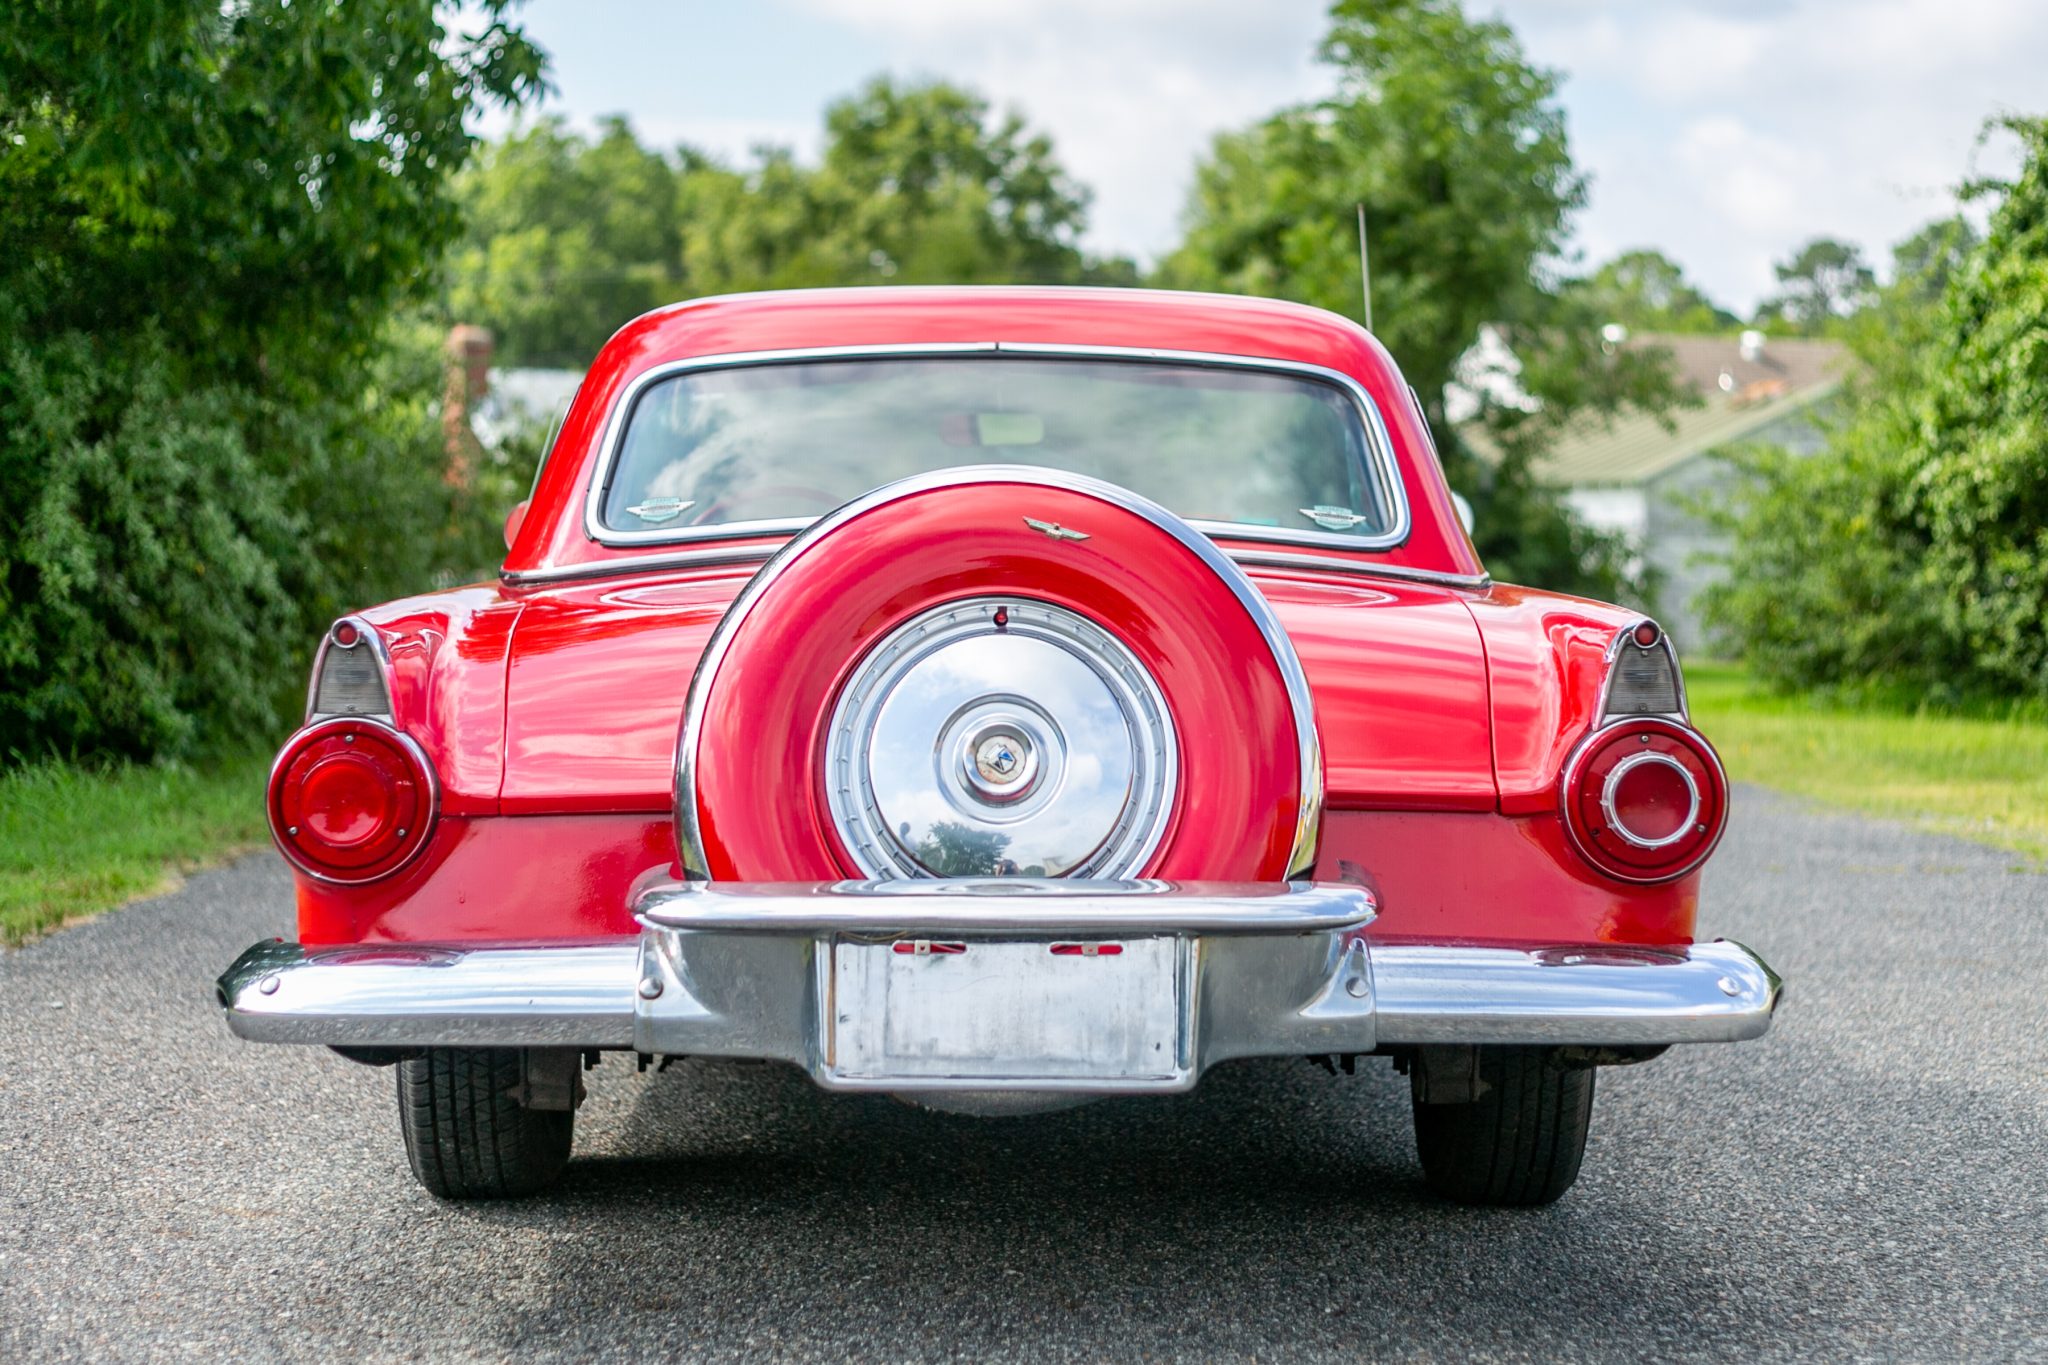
left=626, top=497, right=695, bottom=523
left=1023, top=516, right=1090, bottom=542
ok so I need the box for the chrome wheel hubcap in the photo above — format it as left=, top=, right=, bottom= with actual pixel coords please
left=826, top=598, right=1178, bottom=879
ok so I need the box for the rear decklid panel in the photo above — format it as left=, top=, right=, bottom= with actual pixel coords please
left=499, top=565, right=1496, bottom=816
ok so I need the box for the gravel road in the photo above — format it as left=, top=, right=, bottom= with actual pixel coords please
left=3, top=788, right=2045, bottom=1362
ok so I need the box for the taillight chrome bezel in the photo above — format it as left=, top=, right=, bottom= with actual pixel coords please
left=1560, top=717, right=1728, bottom=885
left=1598, top=616, right=1687, bottom=722
left=305, top=616, right=394, bottom=724
left=267, top=717, right=439, bottom=884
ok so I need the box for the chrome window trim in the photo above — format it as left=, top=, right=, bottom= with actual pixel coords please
left=675, top=464, right=1325, bottom=882
left=304, top=615, right=395, bottom=724
left=580, top=341, right=1411, bottom=554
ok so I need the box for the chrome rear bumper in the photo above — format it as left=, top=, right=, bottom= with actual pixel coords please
left=218, top=879, right=1780, bottom=1092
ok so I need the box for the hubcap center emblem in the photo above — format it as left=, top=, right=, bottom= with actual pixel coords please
left=961, top=721, right=1040, bottom=805
left=976, top=735, right=1024, bottom=784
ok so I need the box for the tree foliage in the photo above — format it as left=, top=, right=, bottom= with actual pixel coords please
left=1565, top=250, right=1738, bottom=334
left=447, top=116, right=685, bottom=368
left=1757, top=237, right=1877, bottom=335
left=0, top=1, right=543, bottom=760
left=1705, top=117, right=2048, bottom=699
left=449, top=79, right=1121, bottom=366
left=1159, top=0, right=1678, bottom=601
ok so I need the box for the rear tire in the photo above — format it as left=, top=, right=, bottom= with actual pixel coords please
left=397, top=1048, right=573, bottom=1199
left=1410, top=1046, right=1595, bottom=1206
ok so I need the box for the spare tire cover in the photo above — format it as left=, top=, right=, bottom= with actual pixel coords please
left=676, top=467, right=1322, bottom=882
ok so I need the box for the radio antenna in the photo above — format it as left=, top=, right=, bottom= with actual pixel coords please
left=1356, top=203, right=1374, bottom=333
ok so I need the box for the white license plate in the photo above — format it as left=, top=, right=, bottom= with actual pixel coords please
left=828, top=938, right=1185, bottom=1085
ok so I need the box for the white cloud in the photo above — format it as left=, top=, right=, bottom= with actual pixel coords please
left=788, top=0, right=1333, bottom=264
left=1497, top=0, right=2048, bottom=310
left=520, top=0, right=2048, bottom=315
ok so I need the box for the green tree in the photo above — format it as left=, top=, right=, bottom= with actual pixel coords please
left=1758, top=237, right=1876, bottom=334
left=1567, top=249, right=1738, bottom=333
left=1889, top=215, right=1980, bottom=305
left=683, top=78, right=1095, bottom=293
left=912, top=821, right=1012, bottom=877
left=1706, top=119, right=2048, bottom=697
left=1160, top=0, right=1678, bottom=599
left=0, top=1, right=544, bottom=759
left=448, top=78, right=1112, bottom=363
left=447, top=116, right=684, bottom=367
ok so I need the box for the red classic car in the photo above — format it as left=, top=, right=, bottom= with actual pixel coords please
left=218, top=286, right=1779, bottom=1206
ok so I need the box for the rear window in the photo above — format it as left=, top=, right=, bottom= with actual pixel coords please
left=595, top=356, right=1398, bottom=540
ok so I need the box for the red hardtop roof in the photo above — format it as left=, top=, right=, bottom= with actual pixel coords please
left=596, top=286, right=1393, bottom=376
left=506, top=285, right=1482, bottom=582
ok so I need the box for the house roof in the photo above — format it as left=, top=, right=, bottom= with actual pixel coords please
left=1477, top=332, right=1849, bottom=488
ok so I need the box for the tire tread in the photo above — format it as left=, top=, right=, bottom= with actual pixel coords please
left=396, top=1049, right=571, bottom=1199
left=1412, top=1046, right=1594, bottom=1206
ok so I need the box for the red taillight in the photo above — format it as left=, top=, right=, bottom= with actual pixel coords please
left=1561, top=718, right=1726, bottom=884
left=268, top=719, right=437, bottom=883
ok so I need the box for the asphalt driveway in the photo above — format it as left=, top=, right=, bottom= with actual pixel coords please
left=3, top=788, right=2044, bottom=1362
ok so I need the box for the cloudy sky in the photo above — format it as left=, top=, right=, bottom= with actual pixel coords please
left=497, top=0, right=2045, bottom=314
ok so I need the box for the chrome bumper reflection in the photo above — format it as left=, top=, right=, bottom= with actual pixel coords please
left=217, top=879, right=1781, bottom=1089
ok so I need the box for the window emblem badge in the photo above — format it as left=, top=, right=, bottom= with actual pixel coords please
left=627, top=497, right=695, bottom=523
left=1023, top=516, right=1089, bottom=542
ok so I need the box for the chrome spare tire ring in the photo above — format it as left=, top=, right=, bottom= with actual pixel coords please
left=825, top=598, right=1178, bottom=880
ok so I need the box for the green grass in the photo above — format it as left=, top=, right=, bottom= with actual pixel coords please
left=1686, top=661, right=2048, bottom=863
left=5, top=662, right=2040, bottom=944
left=1, top=755, right=271, bottom=946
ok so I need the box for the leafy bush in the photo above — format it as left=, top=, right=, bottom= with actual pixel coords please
left=0, top=324, right=298, bottom=757
left=0, top=317, right=537, bottom=761
left=0, top=1, right=542, bottom=763
left=1705, top=117, right=2048, bottom=700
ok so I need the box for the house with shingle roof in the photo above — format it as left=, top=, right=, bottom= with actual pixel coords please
left=1459, top=329, right=1849, bottom=652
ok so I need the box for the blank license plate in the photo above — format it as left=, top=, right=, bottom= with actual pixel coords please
left=829, top=938, right=1184, bottom=1084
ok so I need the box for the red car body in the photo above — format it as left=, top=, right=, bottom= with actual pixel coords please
left=300, top=288, right=1695, bottom=948
left=222, top=286, right=1777, bottom=1205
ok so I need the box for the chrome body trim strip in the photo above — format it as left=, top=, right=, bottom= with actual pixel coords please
left=218, top=886, right=1781, bottom=1076
left=576, top=341, right=1410, bottom=555
left=672, top=464, right=1327, bottom=881
left=1222, top=549, right=1492, bottom=591
left=501, top=542, right=1488, bottom=591
left=500, top=543, right=781, bottom=587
